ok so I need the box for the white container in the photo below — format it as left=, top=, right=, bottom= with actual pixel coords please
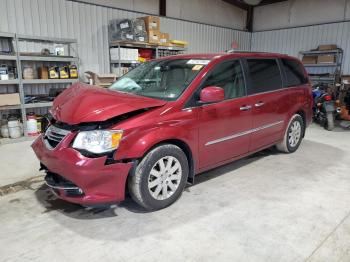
left=26, top=114, right=38, bottom=136
left=0, top=74, right=9, bottom=80
left=8, top=118, right=22, bottom=139
left=1, top=124, right=9, bottom=138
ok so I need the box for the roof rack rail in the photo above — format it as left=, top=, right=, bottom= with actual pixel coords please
left=225, top=49, right=270, bottom=53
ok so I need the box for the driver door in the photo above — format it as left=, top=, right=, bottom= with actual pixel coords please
left=197, top=59, right=254, bottom=170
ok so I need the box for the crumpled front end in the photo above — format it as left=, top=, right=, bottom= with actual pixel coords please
left=31, top=128, right=133, bottom=206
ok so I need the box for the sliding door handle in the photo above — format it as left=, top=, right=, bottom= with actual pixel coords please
left=240, top=105, right=252, bottom=111
left=255, top=101, right=265, bottom=107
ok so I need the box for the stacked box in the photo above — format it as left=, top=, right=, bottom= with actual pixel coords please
left=318, top=44, right=337, bottom=51
left=110, top=48, right=139, bottom=61
left=0, top=93, right=20, bottom=106
left=140, top=16, right=161, bottom=44
left=317, top=54, right=335, bottom=64
left=141, top=16, right=160, bottom=32
left=302, top=56, right=317, bottom=64
left=159, top=33, right=170, bottom=46
left=133, top=19, right=148, bottom=43
left=148, top=30, right=161, bottom=44
left=109, top=19, right=134, bottom=41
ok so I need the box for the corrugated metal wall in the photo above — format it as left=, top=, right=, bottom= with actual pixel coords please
left=0, top=0, right=250, bottom=77
left=2, top=0, right=350, bottom=75
left=251, top=22, right=350, bottom=74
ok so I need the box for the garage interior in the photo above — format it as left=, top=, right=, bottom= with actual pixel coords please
left=1, top=0, right=350, bottom=261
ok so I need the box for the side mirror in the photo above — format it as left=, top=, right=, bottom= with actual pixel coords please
left=199, top=86, right=225, bottom=104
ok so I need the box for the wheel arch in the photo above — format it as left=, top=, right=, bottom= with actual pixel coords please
left=295, top=109, right=306, bottom=137
left=142, top=139, right=195, bottom=183
left=126, top=137, right=196, bottom=186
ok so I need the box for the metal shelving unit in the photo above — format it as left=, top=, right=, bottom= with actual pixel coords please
left=303, top=63, right=339, bottom=67
left=22, top=79, right=79, bottom=84
left=109, top=41, right=187, bottom=76
left=300, top=49, right=343, bottom=85
left=0, top=32, right=20, bottom=130
left=110, top=60, right=140, bottom=64
left=300, top=50, right=341, bottom=55
left=19, top=55, right=79, bottom=62
left=0, top=79, right=20, bottom=85
left=24, top=102, right=53, bottom=109
left=0, top=32, right=79, bottom=138
left=0, top=55, right=17, bottom=60
left=0, top=104, right=21, bottom=110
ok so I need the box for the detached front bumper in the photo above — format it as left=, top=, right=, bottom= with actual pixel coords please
left=32, top=135, right=133, bottom=206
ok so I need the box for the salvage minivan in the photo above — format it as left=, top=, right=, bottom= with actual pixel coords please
left=32, top=52, right=313, bottom=211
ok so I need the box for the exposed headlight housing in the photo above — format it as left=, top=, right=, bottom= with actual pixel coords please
left=72, top=130, right=123, bottom=154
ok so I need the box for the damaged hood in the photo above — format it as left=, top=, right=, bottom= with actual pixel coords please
left=51, top=83, right=167, bottom=125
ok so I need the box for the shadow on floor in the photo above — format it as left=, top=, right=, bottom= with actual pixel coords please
left=192, top=147, right=277, bottom=186
left=34, top=148, right=275, bottom=219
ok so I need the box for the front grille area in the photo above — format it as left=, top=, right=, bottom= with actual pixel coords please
left=44, top=125, right=70, bottom=149
left=45, top=172, right=84, bottom=197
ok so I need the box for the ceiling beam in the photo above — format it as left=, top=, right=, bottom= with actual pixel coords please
left=223, top=0, right=288, bottom=10
left=159, top=0, right=166, bottom=16
left=246, top=5, right=254, bottom=32
left=258, top=0, right=288, bottom=6
left=223, top=0, right=287, bottom=31
left=223, top=0, right=249, bottom=10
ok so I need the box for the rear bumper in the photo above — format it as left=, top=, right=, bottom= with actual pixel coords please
left=32, top=135, right=133, bottom=206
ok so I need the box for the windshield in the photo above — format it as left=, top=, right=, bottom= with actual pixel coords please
left=109, top=59, right=209, bottom=100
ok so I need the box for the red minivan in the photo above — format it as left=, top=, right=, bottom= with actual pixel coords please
left=32, top=52, right=312, bottom=211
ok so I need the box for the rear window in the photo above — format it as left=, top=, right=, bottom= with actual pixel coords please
left=247, top=59, right=282, bottom=94
left=281, top=58, right=308, bottom=87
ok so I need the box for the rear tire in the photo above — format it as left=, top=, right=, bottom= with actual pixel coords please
left=325, top=113, right=334, bottom=131
left=128, top=144, right=189, bottom=211
left=276, top=114, right=304, bottom=153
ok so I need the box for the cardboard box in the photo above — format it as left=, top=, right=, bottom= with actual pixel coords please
left=318, top=44, right=337, bottom=51
left=318, top=54, right=335, bottom=64
left=159, top=33, right=170, bottom=45
left=302, top=56, right=317, bottom=64
left=148, top=30, right=160, bottom=44
left=85, top=71, right=117, bottom=88
left=342, top=75, right=350, bottom=85
left=0, top=93, right=21, bottom=107
left=141, top=16, right=160, bottom=32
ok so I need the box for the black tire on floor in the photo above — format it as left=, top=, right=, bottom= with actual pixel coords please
left=276, top=114, right=304, bottom=153
left=325, top=113, right=335, bottom=131
left=128, top=144, right=189, bottom=211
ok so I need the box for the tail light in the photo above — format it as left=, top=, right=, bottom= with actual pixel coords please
left=324, top=95, right=332, bottom=101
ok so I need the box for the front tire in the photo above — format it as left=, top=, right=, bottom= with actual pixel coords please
left=276, top=114, right=304, bottom=153
left=128, top=144, right=189, bottom=211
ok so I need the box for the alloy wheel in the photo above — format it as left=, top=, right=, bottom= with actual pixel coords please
left=288, top=121, right=301, bottom=147
left=148, top=156, right=182, bottom=200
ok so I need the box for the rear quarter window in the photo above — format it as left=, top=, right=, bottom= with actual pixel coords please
left=281, top=58, right=308, bottom=87
left=247, top=59, right=282, bottom=94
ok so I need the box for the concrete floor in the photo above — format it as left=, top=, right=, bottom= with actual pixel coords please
left=0, top=124, right=350, bottom=262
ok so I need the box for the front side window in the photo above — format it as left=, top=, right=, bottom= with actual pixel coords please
left=247, top=59, right=282, bottom=94
left=281, top=58, right=308, bottom=87
left=110, top=59, right=208, bottom=101
left=201, top=60, right=246, bottom=100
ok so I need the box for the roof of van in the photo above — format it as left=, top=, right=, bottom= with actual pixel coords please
left=158, top=52, right=298, bottom=61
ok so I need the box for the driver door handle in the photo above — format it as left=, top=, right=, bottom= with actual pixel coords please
left=240, top=105, right=252, bottom=111
left=255, top=101, right=265, bottom=107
